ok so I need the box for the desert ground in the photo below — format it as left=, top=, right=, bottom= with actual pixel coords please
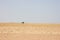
left=0, top=23, right=60, bottom=40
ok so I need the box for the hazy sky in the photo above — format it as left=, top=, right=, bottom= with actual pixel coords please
left=0, top=0, right=60, bottom=23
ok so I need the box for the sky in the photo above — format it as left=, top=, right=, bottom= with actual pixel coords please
left=0, top=0, right=60, bottom=23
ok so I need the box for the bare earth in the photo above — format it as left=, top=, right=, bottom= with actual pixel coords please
left=0, top=23, right=60, bottom=40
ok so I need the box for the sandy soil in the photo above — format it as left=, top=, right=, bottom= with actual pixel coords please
left=0, top=23, right=60, bottom=40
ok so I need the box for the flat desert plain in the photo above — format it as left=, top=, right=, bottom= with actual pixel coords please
left=0, top=23, right=60, bottom=40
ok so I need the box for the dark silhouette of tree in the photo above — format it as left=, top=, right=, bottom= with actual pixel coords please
left=21, top=22, right=24, bottom=24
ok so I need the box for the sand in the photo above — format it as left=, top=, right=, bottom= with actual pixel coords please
left=0, top=23, right=60, bottom=40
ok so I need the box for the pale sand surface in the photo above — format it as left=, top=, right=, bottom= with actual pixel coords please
left=0, top=23, right=60, bottom=40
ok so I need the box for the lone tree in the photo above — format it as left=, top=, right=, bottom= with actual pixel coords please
left=18, top=17, right=24, bottom=24
left=21, top=22, right=24, bottom=24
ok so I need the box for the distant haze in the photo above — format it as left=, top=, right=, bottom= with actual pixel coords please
left=0, top=0, right=60, bottom=23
